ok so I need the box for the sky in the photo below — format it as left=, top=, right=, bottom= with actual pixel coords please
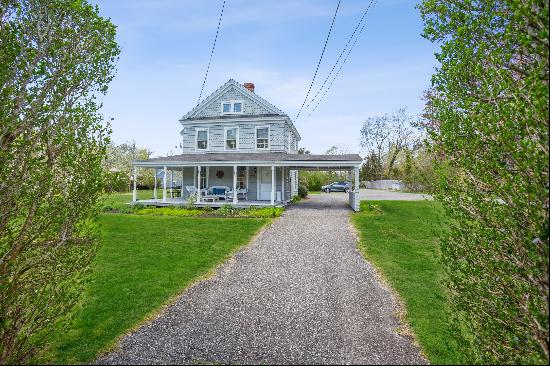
left=91, top=0, right=439, bottom=157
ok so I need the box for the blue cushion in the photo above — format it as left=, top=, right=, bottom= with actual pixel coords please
left=212, top=188, right=225, bottom=195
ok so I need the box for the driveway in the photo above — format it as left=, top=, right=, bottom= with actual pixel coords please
left=359, top=188, right=432, bottom=201
left=98, top=194, right=426, bottom=365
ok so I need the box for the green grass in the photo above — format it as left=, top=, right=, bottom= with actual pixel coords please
left=46, top=214, right=268, bottom=364
left=352, top=200, right=463, bottom=365
left=102, top=189, right=155, bottom=210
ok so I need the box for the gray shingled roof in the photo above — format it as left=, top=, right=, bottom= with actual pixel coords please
left=138, top=153, right=362, bottom=163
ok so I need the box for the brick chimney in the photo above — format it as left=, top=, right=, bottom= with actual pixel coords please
left=244, top=82, right=255, bottom=93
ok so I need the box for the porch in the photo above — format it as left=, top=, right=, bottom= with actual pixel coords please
left=131, top=152, right=363, bottom=211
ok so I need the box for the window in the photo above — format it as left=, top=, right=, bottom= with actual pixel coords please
left=256, top=127, right=269, bottom=149
left=225, top=127, right=238, bottom=150
left=199, top=166, right=207, bottom=189
left=221, top=100, right=243, bottom=115
left=237, top=166, right=246, bottom=189
left=196, top=129, right=208, bottom=150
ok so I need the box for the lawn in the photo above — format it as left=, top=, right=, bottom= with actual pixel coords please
left=45, top=213, right=268, bottom=364
left=102, top=189, right=156, bottom=210
left=352, top=200, right=463, bottom=365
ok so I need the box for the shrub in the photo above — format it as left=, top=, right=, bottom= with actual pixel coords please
left=418, top=0, right=549, bottom=363
left=298, top=185, right=309, bottom=199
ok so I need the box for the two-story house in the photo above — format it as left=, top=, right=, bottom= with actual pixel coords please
left=132, top=79, right=362, bottom=210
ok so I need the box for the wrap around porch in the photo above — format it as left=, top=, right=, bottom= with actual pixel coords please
left=131, top=153, right=363, bottom=211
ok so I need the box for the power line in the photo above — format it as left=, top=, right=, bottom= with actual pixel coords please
left=294, top=0, right=341, bottom=121
left=197, top=0, right=226, bottom=105
left=303, top=0, right=376, bottom=113
left=308, top=0, right=378, bottom=117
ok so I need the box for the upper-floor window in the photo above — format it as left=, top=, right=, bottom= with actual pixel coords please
left=196, top=129, right=208, bottom=150
left=221, top=100, right=243, bottom=115
left=256, top=126, right=269, bottom=149
left=225, top=127, right=238, bottom=150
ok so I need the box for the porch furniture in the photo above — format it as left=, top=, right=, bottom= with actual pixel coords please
left=185, top=186, right=198, bottom=196
left=226, top=187, right=248, bottom=201
left=202, top=195, right=220, bottom=202
left=207, top=186, right=230, bottom=200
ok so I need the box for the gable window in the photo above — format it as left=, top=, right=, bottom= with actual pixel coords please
left=225, top=127, right=238, bottom=150
left=256, top=126, right=269, bottom=149
left=196, top=129, right=208, bottom=150
left=221, top=100, right=244, bottom=115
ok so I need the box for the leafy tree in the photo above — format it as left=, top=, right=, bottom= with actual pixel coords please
left=360, top=152, right=383, bottom=181
left=419, top=0, right=548, bottom=363
left=103, top=141, right=153, bottom=191
left=0, top=0, right=119, bottom=363
left=297, top=147, right=310, bottom=154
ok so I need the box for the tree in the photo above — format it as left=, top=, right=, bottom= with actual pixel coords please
left=419, top=0, right=548, bottom=363
left=103, top=141, right=153, bottom=191
left=360, top=152, right=383, bottom=181
left=0, top=0, right=119, bottom=363
left=297, top=147, right=310, bottom=154
left=360, top=108, right=418, bottom=177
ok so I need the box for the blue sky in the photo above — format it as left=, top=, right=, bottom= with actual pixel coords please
left=92, top=0, right=438, bottom=156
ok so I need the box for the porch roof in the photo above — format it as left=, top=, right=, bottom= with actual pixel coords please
left=133, top=153, right=362, bottom=169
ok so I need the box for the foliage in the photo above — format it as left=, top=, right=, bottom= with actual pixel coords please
left=0, top=0, right=119, bottom=363
left=135, top=205, right=284, bottom=218
left=297, top=184, right=309, bottom=199
left=418, top=0, right=549, bottom=363
left=290, top=195, right=302, bottom=204
left=103, top=141, right=153, bottom=191
left=40, top=214, right=268, bottom=364
left=353, top=201, right=464, bottom=364
left=360, top=152, right=383, bottom=181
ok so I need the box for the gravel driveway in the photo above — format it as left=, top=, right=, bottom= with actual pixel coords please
left=98, top=194, right=427, bottom=365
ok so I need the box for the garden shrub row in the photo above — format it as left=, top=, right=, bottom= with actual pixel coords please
left=134, top=205, right=284, bottom=218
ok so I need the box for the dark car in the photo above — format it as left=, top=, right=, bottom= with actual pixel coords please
left=321, top=181, right=352, bottom=193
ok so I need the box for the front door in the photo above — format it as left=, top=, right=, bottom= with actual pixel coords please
left=258, top=167, right=272, bottom=200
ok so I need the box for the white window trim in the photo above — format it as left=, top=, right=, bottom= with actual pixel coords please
left=195, top=128, right=209, bottom=151
left=220, top=100, right=244, bottom=115
left=255, top=125, right=270, bottom=150
left=224, top=126, right=239, bottom=151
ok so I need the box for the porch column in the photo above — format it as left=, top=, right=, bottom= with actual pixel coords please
left=196, top=165, right=201, bottom=203
left=132, top=167, right=137, bottom=202
left=162, top=166, right=167, bottom=203
left=170, top=169, right=173, bottom=198
left=181, top=167, right=184, bottom=198
left=354, top=165, right=360, bottom=191
left=153, top=169, right=157, bottom=199
left=233, top=165, right=238, bottom=204
left=281, top=167, right=285, bottom=202
left=271, top=165, right=275, bottom=205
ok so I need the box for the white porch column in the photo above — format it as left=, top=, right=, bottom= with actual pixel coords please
left=153, top=169, right=157, bottom=199
left=181, top=167, right=184, bottom=198
left=196, top=165, right=201, bottom=203
left=271, top=165, right=275, bottom=205
left=281, top=167, right=285, bottom=202
left=233, top=165, right=238, bottom=204
left=132, top=167, right=137, bottom=202
left=354, top=165, right=360, bottom=191
left=162, top=166, right=167, bottom=203
left=170, top=169, right=173, bottom=198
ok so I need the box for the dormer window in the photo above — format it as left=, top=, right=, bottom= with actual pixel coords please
left=221, top=100, right=243, bottom=115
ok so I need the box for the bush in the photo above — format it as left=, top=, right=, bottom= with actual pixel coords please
left=134, top=206, right=284, bottom=218
left=419, top=0, right=549, bottom=363
left=298, top=185, right=308, bottom=198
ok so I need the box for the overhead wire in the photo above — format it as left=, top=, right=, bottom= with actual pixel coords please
left=308, top=0, right=378, bottom=117
left=294, top=0, right=341, bottom=121
left=197, top=0, right=226, bottom=105
left=303, top=0, right=377, bottom=113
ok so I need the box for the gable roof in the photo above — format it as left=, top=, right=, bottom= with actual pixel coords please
left=180, top=79, right=287, bottom=121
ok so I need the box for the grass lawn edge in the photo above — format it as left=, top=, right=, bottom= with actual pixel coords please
left=349, top=209, right=429, bottom=362
left=93, top=215, right=275, bottom=362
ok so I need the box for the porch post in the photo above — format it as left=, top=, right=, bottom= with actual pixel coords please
left=196, top=165, right=201, bottom=203
left=354, top=165, right=360, bottom=191
left=170, top=169, right=173, bottom=198
left=153, top=169, right=157, bottom=199
left=271, top=165, right=275, bottom=205
left=132, top=166, right=137, bottom=202
left=281, top=167, right=285, bottom=202
left=162, top=166, right=167, bottom=203
left=181, top=167, right=184, bottom=198
left=233, top=165, right=238, bottom=204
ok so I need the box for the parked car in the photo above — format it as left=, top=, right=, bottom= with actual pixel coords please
left=322, top=181, right=352, bottom=193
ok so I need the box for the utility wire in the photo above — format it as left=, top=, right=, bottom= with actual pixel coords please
left=294, top=0, right=341, bottom=121
left=308, top=0, right=378, bottom=117
left=197, top=0, right=226, bottom=105
left=303, top=0, right=376, bottom=113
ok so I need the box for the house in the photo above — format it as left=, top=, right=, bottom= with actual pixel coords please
left=131, top=79, right=362, bottom=211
